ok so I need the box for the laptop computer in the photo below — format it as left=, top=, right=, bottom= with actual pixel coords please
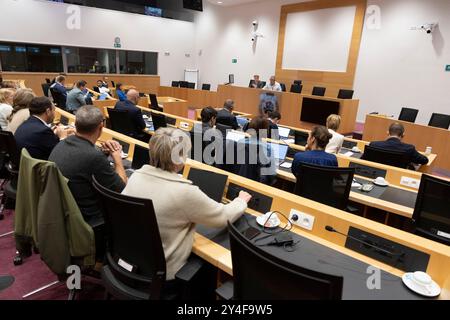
left=226, top=131, right=246, bottom=142
left=294, top=131, right=309, bottom=147
left=131, top=145, right=150, bottom=170
left=277, top=126, right=291, bottom=140
left=236, top=116, right=249, bottom=128
left=187, top=168, right=228, bottom=203
left=268, top=143, right=289, bottom=163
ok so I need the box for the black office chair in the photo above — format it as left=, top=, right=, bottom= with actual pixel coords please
left=412, top=174, right=450, bottom=245
left=312, top=86, right=326, bottom=97
left=45, top=78, right=51, bottom=84
left=49, top=87, right=67, bottom=110
left=41, top=83, right=50, bottom=97
left=398, top=107, right=419, bottom=123
left=260, top=81, right=266, bottom=88
left=149, top=94, right=163, bottom=112
left=361, top=144, right=410, bottom=169
left=337, top=89, right=354, bottom=100
left=110, top=81, right=115, bottom=88
left=215, top=123, right=233, bottom=137
left=280, top=83, right=286, bottom=92
left=0, top=131, right=20, bottom=219
left=293, top=80, right=302, bottom=86
left=290, top=84, right=303, bottom=94
left=93, top=86, right=101, bottom=93
left=187, top=82, right=195, bottom=89
left=107, top=109, right=136, bottom=137
left=151, top=112, right=168, bottom=131
left=216, top=221, right=343, bottom=300
left=293, top=163, right=354, bottom=211
left=92, top=177, right=211, bottom=300
left=428, top=113, right=450, bottom=129
left=201, top=84, right=211, bottom=91
left=171, top=81, right=179, bottom=88
left=179, top=81, right=188, bottom=88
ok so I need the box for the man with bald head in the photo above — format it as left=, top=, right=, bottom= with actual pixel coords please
left=263, top=76, right=282, bottom=92
left=216, top=99, right=239, bottom=130
left=114, top=88, right=146, bottom=139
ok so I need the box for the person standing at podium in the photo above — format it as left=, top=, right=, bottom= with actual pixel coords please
left=263, top=76, right=282, bottom=92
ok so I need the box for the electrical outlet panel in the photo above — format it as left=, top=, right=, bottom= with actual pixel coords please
left=289, top=209, right=315, bottom=231
left=400, top=176, right=420, bottom=189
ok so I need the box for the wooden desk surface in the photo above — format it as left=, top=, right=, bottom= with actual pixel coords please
left=363, top=114, right=450, bottom=171
left=53, top=107, right=450, bottom=297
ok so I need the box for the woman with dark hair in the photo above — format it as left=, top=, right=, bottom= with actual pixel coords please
left=115, top=83, right=126, bottom=101
left=291, top=126, right=338, bottom=176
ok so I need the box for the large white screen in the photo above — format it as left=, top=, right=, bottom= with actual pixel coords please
left=282, top=6, right=356, bottom=72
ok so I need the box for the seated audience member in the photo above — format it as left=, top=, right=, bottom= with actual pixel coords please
left=291, top=126, right=338, bottom=176
left=96, top=80, right=110, bottom=94
left=216, top=99, right=239, bottom=130
left=0, top=88, right=15, bottom=130
left=0, top=81, right=18, bottom=89
left=368, top=122, right=429, bottom=166
left=237, top=116, right=276, bottom=185
left=249, top=75, right=264, bottom=89
left=263, top=76, right=282, bottom=92
left=116, top=83, right=127, bottom=101
left=50, top=75, right=68, bottom=98
left=7, top=88, right=35, bottom=134
left=15, top=97, right=70, bottom=160
left=325, top=114, right=344, bottom=154
left=122, top=127, right=251, bottom=281
left=267, top=110, right=281, bottom=139
left=193, top=106, right=218, bottom=134
left=114, top=89, right=146, bottom=139
left=66, top=80, right=88, bottom=113
left=49, top=106, right=127, bottom=227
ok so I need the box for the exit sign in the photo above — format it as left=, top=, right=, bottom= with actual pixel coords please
left=232, top=59, right=238, bottom=64
left=446, top=65, right=450, bottom=72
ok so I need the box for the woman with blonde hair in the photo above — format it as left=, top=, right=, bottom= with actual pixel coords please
left=325, top=114, right=344, bottom=154
left=0, top=88, right=16, bottom=130
left=122, top=127, right=251, bottom=282
left=7, top=88, right=36, bottom=134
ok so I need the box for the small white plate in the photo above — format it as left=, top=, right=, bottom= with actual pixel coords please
left=256, top=215, right=280, bottom=228
left=373, top=180, right=389, bottom=187
left=402, top=273, right=441, bottom=298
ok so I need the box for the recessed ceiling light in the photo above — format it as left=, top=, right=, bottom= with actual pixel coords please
left=217, top=1, right=223, bottom=4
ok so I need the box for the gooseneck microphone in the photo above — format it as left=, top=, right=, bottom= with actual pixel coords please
left=325, top=226, right=405, bottom=258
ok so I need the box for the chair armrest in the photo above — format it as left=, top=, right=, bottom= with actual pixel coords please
left=175, top=256, right=204, bottom=283
left=216, top=281, right=234, bottom=300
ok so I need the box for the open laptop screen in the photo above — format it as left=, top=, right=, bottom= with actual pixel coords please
left=188, top=168, right=228, bottom=203
left=268, top=143, right=289, bottom=161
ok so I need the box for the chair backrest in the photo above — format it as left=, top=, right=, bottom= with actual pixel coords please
left=202, top=84, right=211, bottom=91
left=428, top=113, right=450, bottom=129
left=215, top=123, right=233, bottom=137
left=107, top=109, right=136, bottom=136
left=187, top=82, right=195, bottom=89
left=93, top=86, right=100, bottom=93
left=312, top=86, right=326, bottom=97
left=0, top=131, right=20, bottom=170
left=293, top=80, right=302, bottom=86
left=111, top=81, right=115, bottom=88
left=290, top=84, right=303, bottom=94
left=92, top=177, right=167, bottom=298
left=294, top=163, right=354, bottom=210
left=179, top=81, right=188, bottom=88
left=41, top=83, right=50, bottom=97
left=398, top=107, right=419, bottom=123
left=45, top=78, right=51, bottom=84
left=228, top=221, right=343, bottom=300
left=151, top=112, right=167, bottom=131
left=337, top=89, right=354, bottom=100
left=49, top=87, right=66, bottom=109
left=171, top=81, right=179, bottom=87
left=412, top=174, right=450, bottom=245
left=362, top=144, right=410, bottom=169
left=280, top=83, right=286, bottom=92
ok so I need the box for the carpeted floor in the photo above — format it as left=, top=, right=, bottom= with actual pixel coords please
left=0, top=210, right=104, bottom=300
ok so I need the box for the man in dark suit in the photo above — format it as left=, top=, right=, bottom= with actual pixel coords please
left=216, top=99, right=239, bottom=130
left=114, top=88, right=146, bottom=139
left=369, top=123, right=429, bottom=166
left=15, top=97, right=70, bottom=160
left=50, top=75, right=67, bottom=109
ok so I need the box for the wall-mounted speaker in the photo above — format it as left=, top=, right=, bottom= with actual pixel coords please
left=183, top=0, right=203, bottom=12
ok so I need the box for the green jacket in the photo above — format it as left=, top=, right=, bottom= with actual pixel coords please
left=14, top=149, right=95, bottom=276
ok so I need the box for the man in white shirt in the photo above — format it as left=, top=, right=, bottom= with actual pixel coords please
left=263, top=76, right=282, bottom=92
left=325, top=114, right=344, bottom=154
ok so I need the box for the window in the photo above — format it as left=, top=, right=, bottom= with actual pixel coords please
left=119, top=50, right=157, bottom=75
left=0, top=42, right=63, bottom=72
left=65, top=47, right=117, bottom=74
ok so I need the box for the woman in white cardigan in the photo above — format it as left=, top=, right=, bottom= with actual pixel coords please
left=325, top=114, right=344, bottom=154
left=122, top=127, right=251, bottom=281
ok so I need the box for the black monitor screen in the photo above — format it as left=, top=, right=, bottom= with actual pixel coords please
left=188, top=168, right=228, bottom=203
left=132, top=145, right=150, bottom=170
left=300, top=97, right=340, bottom=126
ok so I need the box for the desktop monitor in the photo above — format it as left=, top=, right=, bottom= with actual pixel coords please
left=187, top=168, right=228, bottom=203
left=277, top=127, right=291, bottom=139
left=132, top=145, right=150, bottom=170
left=428, top=113, right=450, bottom=130
left=300, top=98, right=340, bottom=126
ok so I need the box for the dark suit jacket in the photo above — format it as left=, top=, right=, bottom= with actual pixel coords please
left=15, top=116, right=60, bottom=161
left=216, top=108, right=239, bottom=130
left=370, top=137, right=429, bottom=165
left=114, top=100, right=146, bottom=137
left=51, top=82, right=67, bottom=97
left=249, top=80, right=265, bottom=89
